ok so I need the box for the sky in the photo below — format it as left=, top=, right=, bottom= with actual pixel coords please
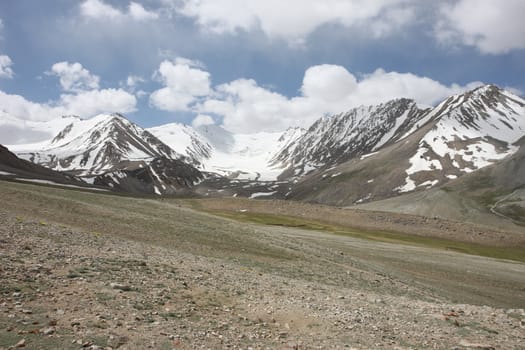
left=0, top=0, right=524, bottom=134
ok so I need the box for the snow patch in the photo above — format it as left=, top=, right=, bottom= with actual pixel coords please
left=360, top=152, right=378, bottom=160
left=249, top=191, right=277, bottom=199
left=406, top=147, right=443, bottom=175
left=15, top=178, right=108, bottom=191
left=395, top=177, right=416, bottom=193
left=418, top=180, right=439, bottom=188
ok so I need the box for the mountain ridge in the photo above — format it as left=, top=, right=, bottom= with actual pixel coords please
left=3, top=84, right=524, bottom=209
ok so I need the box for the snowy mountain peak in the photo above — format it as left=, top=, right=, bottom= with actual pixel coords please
left=147, top=122, right=212, bottom=167
left=272, top=97, right=429, bottom=177
left=10, top=113, right=182, bottom=176
left=396, top=85, right=525, bottom=193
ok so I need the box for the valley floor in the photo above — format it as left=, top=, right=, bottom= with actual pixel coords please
left=0, top=180, right=524, bottom=349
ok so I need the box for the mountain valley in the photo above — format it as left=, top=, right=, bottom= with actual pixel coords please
left=1, top=84, right=525, bottom=350
left=2, top=84, right=525, bottom=230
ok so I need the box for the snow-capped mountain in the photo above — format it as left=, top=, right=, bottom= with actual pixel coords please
left=396, top=84, right=525, bottom=192
left=9, top=113, right=182, bottom=176
left=286, top=85, right=525, bottom=206
left=272, top=98, right=429, bottom=178
left=4, top=113, right=205, bottom=195
left=147, top=123, right=212, bottom=167
left=2, top=84, right=523, bottom=203
left=148, top=123, right=305, bottom=181
left=0, top=144, right=105, bottom=191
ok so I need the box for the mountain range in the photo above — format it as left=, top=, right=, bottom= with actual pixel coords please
left=1, top=84, right=524, bottom=226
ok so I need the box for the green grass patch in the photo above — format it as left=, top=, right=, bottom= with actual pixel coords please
left=205, top=209, right=525, bottom=263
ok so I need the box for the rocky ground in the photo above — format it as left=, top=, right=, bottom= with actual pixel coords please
left=0, top=181, right=524, bottom=349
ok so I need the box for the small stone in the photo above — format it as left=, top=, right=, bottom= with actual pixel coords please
left=458, top=340, right=495, bottom=350
left=21, top=309, right=32, bottom=314
left=41, top=327, right=55, bottom=335
left=15, top=339, right=26, bottom=347
left=110, top=283, right=132, bottom=291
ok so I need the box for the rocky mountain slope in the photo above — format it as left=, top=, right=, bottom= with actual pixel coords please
left=359, top=136, right=525, bottom=229
left=271, top=98, right=429, bottom=178
left=0, top=144, right=106, bottom=191
left=10, top=113, right=180, bottom=176
left=6, top=114, right=203, bottom=195
left=286, top=85, right=525, bottom=207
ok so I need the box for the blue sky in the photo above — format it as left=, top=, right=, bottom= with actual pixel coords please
left=0, top=0, right=524, bottom=133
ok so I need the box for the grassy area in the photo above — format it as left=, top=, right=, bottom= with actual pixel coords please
left=201, top=208, right=525, bottom=263
left=0, top=181, right=296, bottom=263
left=2, top=179, right=524, bottom=263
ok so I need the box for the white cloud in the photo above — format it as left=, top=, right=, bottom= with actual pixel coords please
left=48, top=61, right=100, bottom=92
left=0, top=55, right=13, bottom=79
left=196, top=64, right=481, bottom=133
left=126, top=75, right=145, bottom=88
left=80, top=0, right=158, bottom=21
left=80, top=0, right=122, bottom=19
left=436, top=0, right=525, bottom=54
left=191, top=114, right=215, bottom=128
left=58, top=89, right=137, bottom=117
left=149, top=58, right=211, bottom=111
left=129, top=2, right=159, bottom=20
left=0, top=91, right=54, bottom=121
left=150, top=87, right=196, bottom=111
left=0, top=61, right=136, bottom=121
left=301, top=64, right=357, bottom=102
left=0, top=88, right=137, bottom=122
left=177, top=0, right=416, bottom=43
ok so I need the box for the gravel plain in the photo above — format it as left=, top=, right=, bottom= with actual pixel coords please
left=0, top=180, right=524, bottom=349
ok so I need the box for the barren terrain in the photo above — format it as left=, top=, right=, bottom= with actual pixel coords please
left=0, top=180, right=524, bottom=349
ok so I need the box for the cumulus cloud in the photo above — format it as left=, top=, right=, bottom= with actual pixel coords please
left=80, top=0, right=158, bottom=21
left=177, top=0, right=416, bottom=43
left=193, top=64, right=481, bottom=133
left=149, top=58, right=211, bottom=112
left=191, top=114, right=215, bottom=128
left=435, top=0, right=525, bottom=54
left=58, top=89, right=137, bottom=117
left=0, top=55, right=13, bottom=78
left=48, top=61, right=100, bottom=92
left=0, top=61, right=136, bottom=122
left=0, top=89, right=137, bottom=122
